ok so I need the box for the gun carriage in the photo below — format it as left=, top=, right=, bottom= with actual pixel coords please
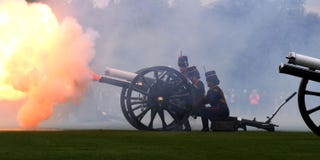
left=96, top=66, right=193, bottom=131
left=95, top=66, right=280, bottom=132
left=279, top=52, right=320, bottom=136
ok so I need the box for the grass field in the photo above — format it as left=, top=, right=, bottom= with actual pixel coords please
left=0, top=130, right=319, bottom=160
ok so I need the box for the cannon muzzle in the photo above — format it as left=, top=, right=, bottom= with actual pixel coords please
left=286, top=52, right=320, bottom=70
left=91, top=67, right=136, bottom=88
left=279, top=52, right=320, bottom=83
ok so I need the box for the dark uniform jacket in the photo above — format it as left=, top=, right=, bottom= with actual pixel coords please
left=205, top=86, right=229, bottom=117
left=190, top=80, right=205, bottom=117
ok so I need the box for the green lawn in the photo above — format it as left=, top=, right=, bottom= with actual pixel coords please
left=0, top=130, right=319, bottom=160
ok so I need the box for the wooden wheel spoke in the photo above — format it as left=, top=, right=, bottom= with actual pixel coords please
left=136, top=107, right=151, bottom=121
left=132, top=85, right=148, bottom=95
left=132, top=105, right=144, bottom=111
left=127, top=97, right=143, bottom=100
left=163, top=107, right=178, bottom=121
left=141, top=77, right=152, bottom=88
left=171, top=80, right=184, bottom=90
left=130, top=100, right=147, bottom=106
left=148, top=108, right=157, bottom=128
left=305, top=90, right=320, bottom=97
left=153, top=71, right=159, bottom=83
left=164, top=72, right=175, bottom=83
left=307, top=105, right=320, bottom=115
left=158, top=71, right=167, bottom=80
left=158, top=109, right=168, bottom=129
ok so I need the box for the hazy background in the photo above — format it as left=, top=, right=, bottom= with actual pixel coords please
left=5, top=0, right=320, bottom=131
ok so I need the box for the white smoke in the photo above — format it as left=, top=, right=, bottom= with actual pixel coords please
left=304, top=0, right=320, bottom=15
left=91, top=0, right=120, bottom=9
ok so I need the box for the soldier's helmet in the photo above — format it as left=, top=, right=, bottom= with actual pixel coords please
left=178, top=55, right=189, bottom=68
left=205, top=70, right=220, bottom=85
left=186, top=66, right=200, bottom=79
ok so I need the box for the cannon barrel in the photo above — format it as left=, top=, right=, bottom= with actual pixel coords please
left=286, top=52, right=320, bottom=70
left=104, top=67, right=137, bottom=82
left=97, top=67, right=155, bottom=88
left=279, top=52, right=320, bottom=83
left=92, top=67, right=137, bottom=88
left=279, top=63, right=320, bottom=83
left=98, top=76, right=130, bottom=88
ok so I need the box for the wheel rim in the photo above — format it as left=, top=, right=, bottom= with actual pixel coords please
left=120, top=68, right=147, bottom=129
left=120, top=87, right=139, bottom=129
left=298, top=78, right=320, bottom=136
left=125, top=66, right=192, bottom=131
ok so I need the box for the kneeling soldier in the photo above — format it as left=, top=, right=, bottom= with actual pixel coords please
left=200, top=70, right=230, bottom=130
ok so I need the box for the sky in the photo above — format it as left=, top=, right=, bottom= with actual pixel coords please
left=2, top=0, right=320, bottom=132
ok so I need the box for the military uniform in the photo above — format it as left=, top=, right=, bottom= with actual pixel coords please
left=204, top=86, right=230, bottom=117
left=197, top=70, right=230, bottom=131
left=178, top=55, right=191, bottom=131
left=185, top=66, right=209, bottom=131
left=191, top=80, right=208, bottom=131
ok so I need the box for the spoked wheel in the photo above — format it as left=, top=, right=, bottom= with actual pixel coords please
left=124, top=66, right=192, bottom=131
left=298, top=78, right=320, bottom=136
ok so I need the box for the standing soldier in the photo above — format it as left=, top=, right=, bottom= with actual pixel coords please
left=201, top=70, right=230, bottom=125
left=177, top=54, right=192, bottom=131
left=185, top=66, right=207, bottom=131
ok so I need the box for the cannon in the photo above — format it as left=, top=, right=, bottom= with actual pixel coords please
left=95, top=66, right=193, bottom=131
left=93, top=65, right=283, bottom=132
left=279, top=52, right=320, bottom=136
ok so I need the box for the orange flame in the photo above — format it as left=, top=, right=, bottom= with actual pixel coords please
left=0, top=0, right=96, bottom=128
left=91, top=72, right=101, bottom=81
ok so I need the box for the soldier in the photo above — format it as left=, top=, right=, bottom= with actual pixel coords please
left=177, top=55, right=192, bottom=131
left=185, top=66, right=207, bottom=132
left=202, top=70, right=230, bottom=128
left=178, top=54, right=189, bottom=76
